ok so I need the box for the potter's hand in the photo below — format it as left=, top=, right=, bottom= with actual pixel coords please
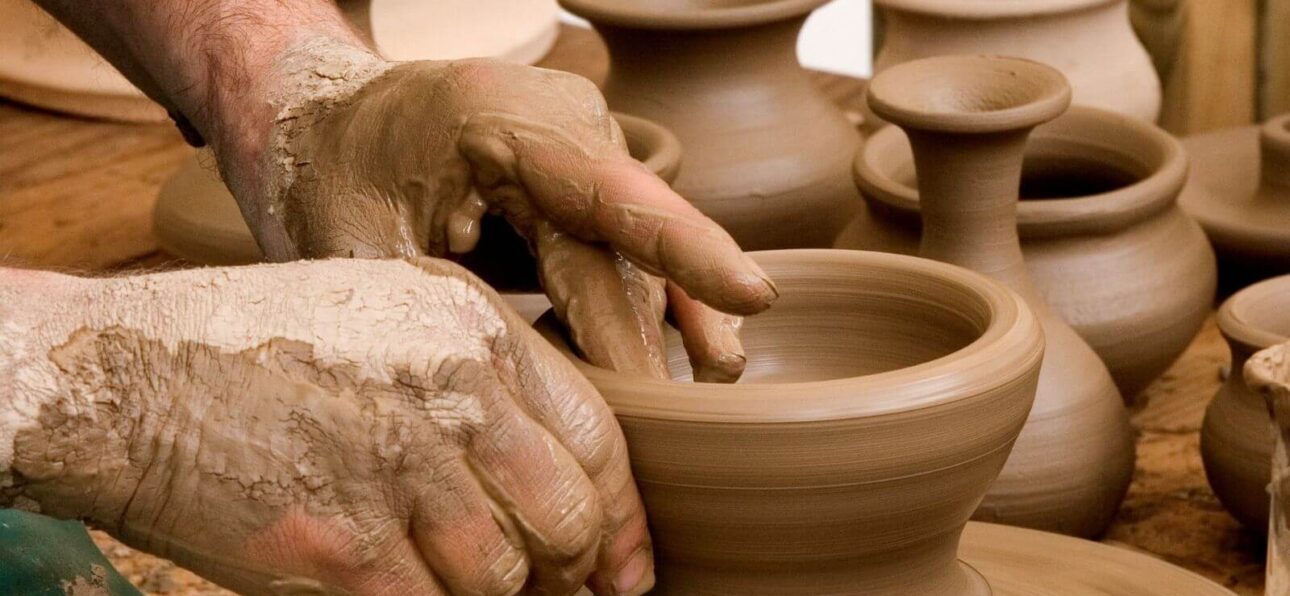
left=220, top=45, right=775, bottom=383
left=0, top=260, right=652, bottom=596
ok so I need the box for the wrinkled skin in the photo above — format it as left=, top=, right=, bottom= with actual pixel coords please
left=2, top=259, right=651, bottom=595
left=245, top=58, right=775, bottom=382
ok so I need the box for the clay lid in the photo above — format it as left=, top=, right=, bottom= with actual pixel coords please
left=855, top=106, right=1188, bottom=237
left=874, top=0, right=1119, bottom=19
left=1217, top=274, right=1290, bottom=356
left=536, top=249, right=1043, bottom=423
left=866, top=55, right=1071, bottom=134
left=558, top=0, right=831, bottom=30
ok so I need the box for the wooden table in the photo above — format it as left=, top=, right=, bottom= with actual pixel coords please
left=0, top=25, right=1266, bottom=595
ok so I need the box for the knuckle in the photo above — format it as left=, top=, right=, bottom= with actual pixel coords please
left=473, top=547, right=529, bottom=596
left=541, top=485, right=602, bottom=563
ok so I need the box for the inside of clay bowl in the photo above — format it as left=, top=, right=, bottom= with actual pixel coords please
left=559, top=0, right=830, bottom=29
left=1222, top=276, right=1290, bottom=351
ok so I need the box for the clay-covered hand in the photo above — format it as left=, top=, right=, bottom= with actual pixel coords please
left=0, top=259, right=652, bottom=595
left=225, top=46, right=775, bottom=383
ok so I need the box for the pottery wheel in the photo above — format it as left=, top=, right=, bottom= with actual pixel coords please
left=958, top=522, right=1234, bottom=595
left=1179, top=125, right=1290, bottom=265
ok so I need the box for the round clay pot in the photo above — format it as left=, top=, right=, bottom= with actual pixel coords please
left=1201, top=275, right=1290, bottom=532
left=1245, top=340, right=1290, bottom=592
left=862, top=55, right=1135, bottom=538
left=537, top=249, right=1045, bottom=594
left=836, top=106, right=1216, bottom=398
left=1179, top=114, right=1290, bottom=286
left=559, top=0, right=863, bottom=250
left=862, top=0, right=1161, bottom=133
left=0, top=0, right=558, bottom=122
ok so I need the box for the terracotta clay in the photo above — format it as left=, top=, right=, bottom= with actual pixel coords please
left=559, top=0, right=863, bottom=249
left=837, top=106, right=1216, bottom=398
left=1179, top=114, right=1290, bottom=284
left=863, top=55, right=1135, bottom=538
left=1244, top=341, right=1290, bottom=594
left=862, top=0, right=1160, bottom=133
left=538, top=249, right=1046, bottom=594
left=1201, top=275, right=1290, bottom=532
left=0, top=0, right=558, bottom=122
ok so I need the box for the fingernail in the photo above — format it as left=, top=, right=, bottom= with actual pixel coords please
left=741, top=254, right=779, bottom=300
left=614, top=549, right=652, bottom=595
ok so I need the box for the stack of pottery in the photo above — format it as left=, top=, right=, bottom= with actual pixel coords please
left=559, top=0, right=863, bottom=249
left=1201, top=275, right=1290, bottom=532
left=537, top=248, right=1229, bottom=595
left=863, top=0, right=1160, bottom=132
left=836, top=106, right=1216, bottom=398
left=0, top=0, right=559, bottom=122
left=1180, top=114, right=1290, bottom=285
left=1244, top=341, right=1290, bottom=594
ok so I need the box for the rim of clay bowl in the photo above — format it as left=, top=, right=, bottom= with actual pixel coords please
left=615, top=112, right=683, bottom=183
left=1218, top=275, right=1290, bottom=356
left=558, top=0, right=831, bottom=31
left=866, top=55, right=1071, bottom=135
left=874, top=0, right=1118, bottom=19
left=854, top=106, right=1188, bottom=237
left=534, top=249, right=1044, bottom=424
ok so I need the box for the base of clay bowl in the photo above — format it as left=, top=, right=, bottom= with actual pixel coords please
left=537, top=249, right=1045, bottom=595
left=152, top=113, right=681, bottom=267
left=1180, top=122, right=1290, bottom=288
left=957, top=522, right=1235, bottom=595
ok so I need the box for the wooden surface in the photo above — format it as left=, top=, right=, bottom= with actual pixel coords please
left=0, top=24, right=1266, bottom=595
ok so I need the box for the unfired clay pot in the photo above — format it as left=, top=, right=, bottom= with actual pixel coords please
left=836, top=106, right=1216, bottom=398
left=863, top=55, right=1134, bottom=538
left=540, top=248, right=1045, bottom=594
left=0, top=0, right=558, bottom=122
left=1246, top=341, right=1290, bottom=595
left=559, top=0, right=863, bottom=250
left=1201, top=275, right=1290, bottom=532
left=1179, top=114, right=1290, bottom=285
left=862, top=0, right=1161, bottom=133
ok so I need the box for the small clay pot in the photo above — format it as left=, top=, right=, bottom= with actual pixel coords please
left=863, top=55, right=1135, bottom=537
left=863, top=0, right=1161, bottom=133
left=1201, top=275, right=1290, bottom=532
left=1243, top=340, right=1290, bottom=591
left=1180, top=114, right=1290, bottom=286
left=537, top=249, right=1045, bottom=594
left=837, top=106, right=1217, bottom=398
left=559, top=0, right=863, bottom=250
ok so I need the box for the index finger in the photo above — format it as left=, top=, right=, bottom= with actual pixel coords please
left=459, top=114, right=778, bottom=316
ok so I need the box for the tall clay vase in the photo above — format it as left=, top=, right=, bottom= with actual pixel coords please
left=862, top=0, right=1161, bottom=134
left=559, top=0, right=863, bottom=249
left=865, top=55, right=1135, bottom=537
left=837, top=106, right=1217, bottom=398
left=1245, top=341, right=1290, bottom=595
left=538, top=249, right=1045, bottom=594
left=1201, top=275, right=1290, bottom=532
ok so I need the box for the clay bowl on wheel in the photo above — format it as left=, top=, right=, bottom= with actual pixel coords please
left=536, top=249, right=1045, bottom=595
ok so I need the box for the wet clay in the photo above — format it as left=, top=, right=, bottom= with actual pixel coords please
left=1201, top=275, right=1290, bottom=532
left=560, top=0, right=863, bottom=250
left=838, top=106, right=1217, bottom=398
left=1179, top=114, right=1290, bottom=285
left=864, top=56, right=1135, bottom=538
left=862, top=0, right=1160, bottom=133
left=0, top=259, right=647, bottom=596
left=538, top=249, right=1046, bottom=594
left=1244, top=342, right=1290, bottom=594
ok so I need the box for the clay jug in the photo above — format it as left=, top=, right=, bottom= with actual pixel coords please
left=538, top=249, right=1045, bottom=594
left=864, top=55, right=1135, bottom=538
left=1180, top=114, right=1290, bottom=285
left=837, top=106, right=1216, bottom=398
left=862, top=0, right=1160, bottom=134
left=559, top=0, right=863, bottom=249
left=1201, top=275, right=1290, bottom=532
left=1244, top=341, right=1290, bottom=594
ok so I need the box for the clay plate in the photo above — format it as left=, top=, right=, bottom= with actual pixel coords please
left=958, top=522, right=1233, bottom=595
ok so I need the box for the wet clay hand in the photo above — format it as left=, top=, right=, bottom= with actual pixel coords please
left=0, top=259, right=652, bottom=595
left=229, top=44, right=776, bottom=382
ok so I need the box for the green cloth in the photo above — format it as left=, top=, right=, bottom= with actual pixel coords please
left=0, top=509, right=139, bottom=595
